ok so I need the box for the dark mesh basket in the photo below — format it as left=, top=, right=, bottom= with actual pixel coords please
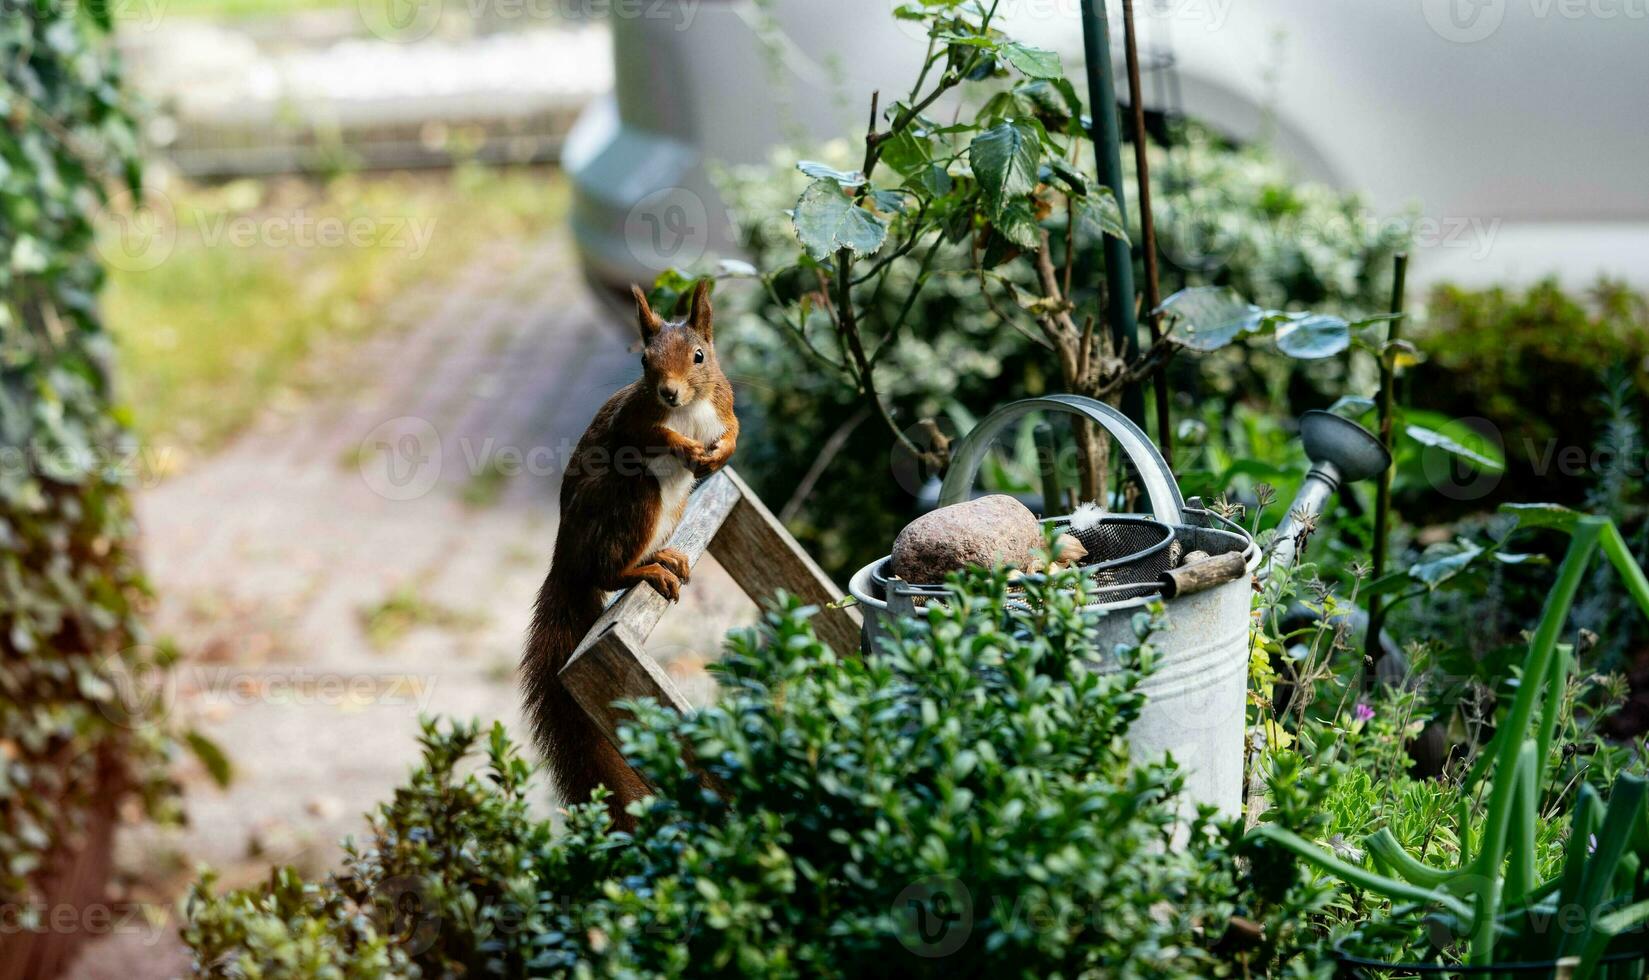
left=1053, top=514, right=1179, bottom=599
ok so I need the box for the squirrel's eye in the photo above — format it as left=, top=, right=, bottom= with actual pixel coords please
left=693, top=348, right=705, bottom=364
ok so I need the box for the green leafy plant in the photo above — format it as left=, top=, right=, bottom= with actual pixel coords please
left=1252, top=506, right=1649, bottom=972
left=0, top=2, right=190, bottom=900
left=185, top=562, right=1312, bottom=977
left=762, top=0, right=1151, bottom=502
left=1410, top=279, right=1649, bottom=506
left=713, top=2, right=1411, bottom=582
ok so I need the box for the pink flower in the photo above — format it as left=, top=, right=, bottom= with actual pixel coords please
left=1353, top=703, right=1375, bottom=723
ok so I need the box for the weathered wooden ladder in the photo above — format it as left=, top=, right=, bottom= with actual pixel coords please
left=559, top=467, right=862, bottom=753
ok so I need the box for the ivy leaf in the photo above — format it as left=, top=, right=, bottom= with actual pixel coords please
left=916, top=163, right=953, bottom=198
left=995, top=199, right=1042, bottom=250
left=1274, top=313, right=1351, bottom=359
left=186, top=729, right=234, bottom=788
left=1041, top=159, right=1086, bottom=195
left=969, top=121, right=1041, bottom=217
left=1501, top=502, right=1583, bottom=533
left=716, top=259, right=757, bottom=278
left=880, top=129, right=931, bottom=178
left=792, top=179, right=888, bottom=261
left=1409, top=541, right=1485, bottom=589
left=1016, top=78, right=1082, bottom=117
left=1406, top=424, right=1505, bottom=472
left=796, top=161, right=866, bottom=187
left=1074, top=189, right=1129, bottom=244
left=1157, top=287, right=1262, bottom=352
left=869, top=189, right=908, bottom=214
left=1328, top=395, right=1376, bottom=421
left=1001, top=42, right=1063, bottom=79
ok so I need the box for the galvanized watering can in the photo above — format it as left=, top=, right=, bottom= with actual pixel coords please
left=848, top=394, right=1259, bottom=818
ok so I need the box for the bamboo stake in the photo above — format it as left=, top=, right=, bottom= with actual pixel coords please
left=1364, top=252, right=1408, bottom=686
left=1120, top=0, right=1172, bottom=463
left=1078, top=0, right=1144, bottom=427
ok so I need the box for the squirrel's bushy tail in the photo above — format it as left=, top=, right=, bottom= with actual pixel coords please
left=521, top=578, right=649, bottom=829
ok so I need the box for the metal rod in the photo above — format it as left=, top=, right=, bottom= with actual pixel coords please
left=1365, top=252, right=1409, bottom=682
left=1079, top=0, right=1143, bottom=425
left=1120, top=0, right=1171, bottom=462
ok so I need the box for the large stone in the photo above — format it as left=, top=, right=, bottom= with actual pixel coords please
left=891, top=494, right=1044, bottom=584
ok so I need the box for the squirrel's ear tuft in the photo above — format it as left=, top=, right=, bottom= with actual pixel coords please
left=687, top=278, right=713, bottom=343
left=630, top=284, right=662, bottom=343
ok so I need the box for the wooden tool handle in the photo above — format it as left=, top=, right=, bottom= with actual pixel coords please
left=1159, top=551, right=1248, bottom=598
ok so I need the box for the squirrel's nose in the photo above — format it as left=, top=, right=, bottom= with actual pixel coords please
left=658, top=384, right=680, bottom=406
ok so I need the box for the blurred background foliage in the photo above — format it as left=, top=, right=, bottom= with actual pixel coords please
left=0, top=0, right=182, bottom=902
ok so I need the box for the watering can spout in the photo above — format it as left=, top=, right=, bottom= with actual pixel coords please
left=1267, top=411, right=1391, bottom=576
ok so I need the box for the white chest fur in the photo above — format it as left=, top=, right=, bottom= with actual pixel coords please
left=644, top=398, right=725, bottom=556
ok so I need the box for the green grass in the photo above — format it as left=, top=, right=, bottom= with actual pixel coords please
left=103, top=166, right=567, bottom=464
left=357, top=582, right=485, bottom=652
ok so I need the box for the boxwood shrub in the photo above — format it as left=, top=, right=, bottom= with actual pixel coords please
left=185, top=567, right=1314, bottom=977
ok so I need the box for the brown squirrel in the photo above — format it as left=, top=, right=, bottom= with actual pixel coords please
left=521, top=279, right=737, bottom=828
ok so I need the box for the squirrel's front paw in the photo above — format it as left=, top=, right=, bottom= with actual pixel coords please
left=643, top=564, right=682, bottom=602
left=671, top=439, right=706, bottom=464
left=690, top=445, right=726, bottom=478
left=654, top=548, right=691, bottom=583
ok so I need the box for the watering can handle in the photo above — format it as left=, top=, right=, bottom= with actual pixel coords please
left=937, top=394, right=1183, bottom=524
